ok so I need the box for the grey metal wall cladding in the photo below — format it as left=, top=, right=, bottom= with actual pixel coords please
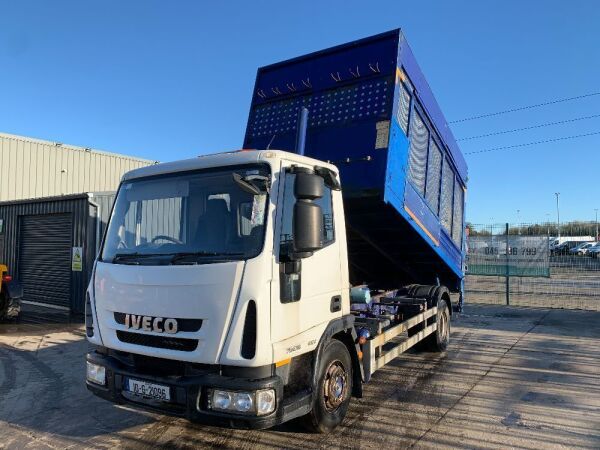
left=452, top=180, right=464, bottom=246
left=0, top=194, right=100, bottom=315
left=140, top=197, right=182, bottom=242
left=19, top=214, right=73, bottom=308
left=425, top=140, right=442, bottom=214
left=88, top=192, right=116, bottom=254
left=121, top=197, right=182, bottom=244
left=407, top=111, right=429, bottom=196
left=440, top=158, right=454, bottom=234
left=0, top=132, right=153, bottom=202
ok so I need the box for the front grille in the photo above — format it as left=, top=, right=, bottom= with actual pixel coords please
left=116, top=330, right=199, bottom=352
left=113, top=312, right=203, bottom=332
left=241, top=300, right=257, bottom=359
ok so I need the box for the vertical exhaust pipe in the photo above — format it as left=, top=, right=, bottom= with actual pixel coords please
left=295, top=107, right=309, bottom=156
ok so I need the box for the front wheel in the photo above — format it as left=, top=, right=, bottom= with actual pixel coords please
left=303, top=339, right=352, bottom=433
left=0, top=293, right=7, bottom=322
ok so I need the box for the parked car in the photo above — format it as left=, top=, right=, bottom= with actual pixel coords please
left=569, top=242, right=596, bottom=255
left=549, top=236, right=594, bottom=253
left=553, top=241, right=588, bottom=255
left=588, top=244, right=600, bottom=258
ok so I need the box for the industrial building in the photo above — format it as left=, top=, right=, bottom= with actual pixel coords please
left=0, top=132, right=155, bottom=318
left=0, top=132, right=155, bottom=201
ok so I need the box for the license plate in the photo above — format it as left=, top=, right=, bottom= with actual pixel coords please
left=125, top=378, right=170, bottom=401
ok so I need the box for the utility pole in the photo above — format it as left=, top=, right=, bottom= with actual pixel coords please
left=516, top=209, right=521, bottom=235
left=555, top=193, right=560, bottom=242
left=505, top=222, right=510, bottom=305
left=595, top=208, right=598, bottom=241
left=545, top=213, right=550, bottom=237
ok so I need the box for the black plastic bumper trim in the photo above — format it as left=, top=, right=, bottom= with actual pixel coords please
left=86, top=351, right=311, bottom=429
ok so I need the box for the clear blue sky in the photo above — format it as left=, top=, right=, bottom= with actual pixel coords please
left=1, top=0, right=599, bottom=225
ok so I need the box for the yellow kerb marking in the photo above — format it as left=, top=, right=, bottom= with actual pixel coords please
left=405, top=206, right=440, bottom=246
left=275, top=358, right=291, bottom=368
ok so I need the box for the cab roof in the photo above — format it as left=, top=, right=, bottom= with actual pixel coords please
left=121, top=149, right=338, bottom=182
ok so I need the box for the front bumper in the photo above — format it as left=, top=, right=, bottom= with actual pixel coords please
left=86, top=351, right=311, bottom=429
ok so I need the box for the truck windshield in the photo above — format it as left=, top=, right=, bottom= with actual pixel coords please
left=101, top=164, right=270, bottom=264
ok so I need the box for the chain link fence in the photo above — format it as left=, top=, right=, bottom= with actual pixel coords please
left=465, top=222, right=600, bottom=311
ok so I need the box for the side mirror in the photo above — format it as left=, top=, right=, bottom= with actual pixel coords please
left=293, top=201, right=323, bottom=256
left=292, top=172, right=324, bottom=258
left=295, top=172, right=324, bottom=200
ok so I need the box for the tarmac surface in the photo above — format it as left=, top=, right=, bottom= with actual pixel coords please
left=1, top=304, right=599, bottom=449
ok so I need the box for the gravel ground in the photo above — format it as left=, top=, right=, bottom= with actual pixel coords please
left=1, top=304, right=599, bottom=449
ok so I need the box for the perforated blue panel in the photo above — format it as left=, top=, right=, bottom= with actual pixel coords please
left=247, top=78, right=394, bottom=140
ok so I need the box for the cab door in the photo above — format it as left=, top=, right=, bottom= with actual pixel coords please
left=270, top=161, right=344, bottom=344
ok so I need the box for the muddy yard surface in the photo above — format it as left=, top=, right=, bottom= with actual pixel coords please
left=1, top=304, right=599, bottom=449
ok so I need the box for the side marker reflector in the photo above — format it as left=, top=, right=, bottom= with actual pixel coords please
left=275, top=357, right=291, bottom=368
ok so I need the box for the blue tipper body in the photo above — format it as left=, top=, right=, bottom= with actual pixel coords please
left=244, top=29, right=468, bottom=292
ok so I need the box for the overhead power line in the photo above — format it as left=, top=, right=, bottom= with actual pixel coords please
left=458, top=113, right=600, bottom=141
left=465, top=130, right=600, bottom=155
left=450, top=91, right=600, bottom=124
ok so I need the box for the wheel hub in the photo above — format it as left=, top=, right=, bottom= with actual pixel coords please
left=439, top=309, right=449, bottom=341
left=323, top=360, right=348, bottom=412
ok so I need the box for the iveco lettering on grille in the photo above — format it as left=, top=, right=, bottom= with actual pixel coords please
left=124, top=314, right=178, bottom=334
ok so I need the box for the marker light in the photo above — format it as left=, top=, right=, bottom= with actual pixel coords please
left=256, top=389, right=276, bottom=415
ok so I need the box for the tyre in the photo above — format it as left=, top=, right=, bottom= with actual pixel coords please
left=0, top=293, right=7, bottom=322
left=422, top=297, right=450, bottom=352
left=303, top=339, right=352, bottom=433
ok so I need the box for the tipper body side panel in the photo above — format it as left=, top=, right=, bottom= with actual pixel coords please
left=244, top=29, right=467, bottom=291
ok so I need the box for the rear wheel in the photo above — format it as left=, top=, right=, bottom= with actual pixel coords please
left=303, top=339, right=352, bottom=433
left=423, top=298, right=450, bottom=352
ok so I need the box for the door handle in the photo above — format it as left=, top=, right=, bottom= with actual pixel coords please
left=330, top=295, right=342, bottom=313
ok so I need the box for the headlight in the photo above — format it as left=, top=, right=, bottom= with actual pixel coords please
left=212, top=390, right=232, bottom=410
left=207, top=388, right=275, bottom=416
left=86, top=361, right=106, bottom=385
left=233, top=392, right=253, bottom=412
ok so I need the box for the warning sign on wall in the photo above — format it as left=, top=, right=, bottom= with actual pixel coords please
left=72, top=247, right=83, bottom=272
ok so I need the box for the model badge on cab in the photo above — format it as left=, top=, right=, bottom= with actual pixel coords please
left=124, top=314, right=178, bottom=334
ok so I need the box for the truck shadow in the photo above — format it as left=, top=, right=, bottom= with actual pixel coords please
left=1, top=304, right=599, bottom=449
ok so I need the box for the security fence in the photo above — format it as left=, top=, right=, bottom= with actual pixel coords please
left=465, top=222, right=600, bottom=311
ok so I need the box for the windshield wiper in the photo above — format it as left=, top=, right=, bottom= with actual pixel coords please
left=170, top=251, right=245, bottom=264
left=112, top=253, right=167, bottom=264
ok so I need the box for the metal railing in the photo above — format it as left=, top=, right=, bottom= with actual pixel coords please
left=465, top=222, right=600, bottom=311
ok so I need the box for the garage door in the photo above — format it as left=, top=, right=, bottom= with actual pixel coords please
left=18, top=214, right=73, bottom=309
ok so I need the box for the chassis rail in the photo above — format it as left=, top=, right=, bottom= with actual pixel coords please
left=362, top=307, right=437, bottom=381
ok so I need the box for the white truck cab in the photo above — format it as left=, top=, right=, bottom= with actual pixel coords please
left=85, top=149, right=451, bottom=431
left=86, top=150, right=356, bottom=429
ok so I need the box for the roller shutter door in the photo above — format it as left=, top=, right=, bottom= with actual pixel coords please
left=18, top=214, right=73, bottom=309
